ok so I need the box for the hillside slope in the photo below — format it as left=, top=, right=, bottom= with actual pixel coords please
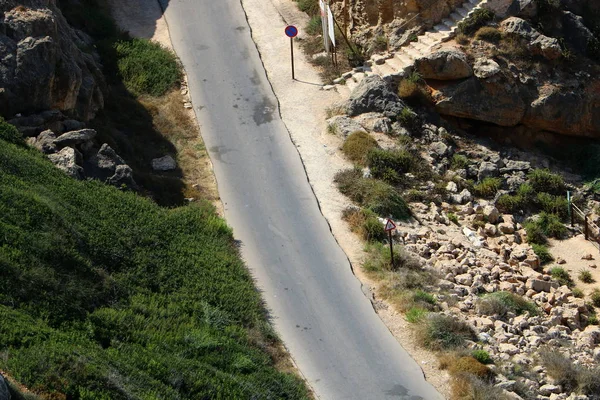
left=0, top=123, right=307, bottom=399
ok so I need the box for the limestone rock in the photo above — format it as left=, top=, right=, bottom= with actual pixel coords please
left=483, top=0, right=516, bottom=18
left=32, top=129, right=56, bottom=154
left=473, top=58, right=501, bottom=79
left=354, top=112, right=393, bottom=133
left=414, top=50, right=473, bottom=81
left=107, top=164, right=137, bottom=189
left=526, top=279, right=557, bottom=293
left=345, top=75, right=406, bottom=118
left=450, top=189, right=473, bottom=205
left=483, top=206, right=500, bottom=224
left=53, top=129, right=97, bottom=149
left=47, top=146, right=83, bottom=179
left=539, top=384, right=561, bottom=396
left=456, top=273, right=473, bottom=286
left=478, top=162, right=499, bottom=181
left=152, top=155, right=177, bottom=171
left=0, top=2, right=106, bottom=120
left=326, top=115, right=365, bottom=138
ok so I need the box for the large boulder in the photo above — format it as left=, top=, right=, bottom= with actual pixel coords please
left=107, top=164, right=137, bottom=189
left=53, top=128, right=97, bottom=149
left=500, top=17, right=561, bottom=60
left=48, top=146, right=83, bottom=179
left=326, top=115, right=365, bottom=138
left=414, top=50, right=472, bottom=80
left=87, top=143, right=126, bottom=179
left=0, top=1, right=106, bottom=120
left=345, top=75, right=406, bottom=117
left=152, top=155, right=177, bottom=171
left=561, top=11, right=595, bottom=54
left=433, top=76, right=527, bottom=127
left=482, top=0, right=517, bottom=18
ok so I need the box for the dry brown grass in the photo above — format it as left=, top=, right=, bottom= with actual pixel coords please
left=140, top=90, right=219, bottom=208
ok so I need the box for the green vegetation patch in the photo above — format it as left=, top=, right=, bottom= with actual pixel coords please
left=477, top=291, right=539, bottom=318
left=531, top=243, right=553, bottom=264
left=0, top=133, right=307, bottom=399
left=457, top=8, right=494, bottom=35
left=473, top=177, right=501, bottom=198
left=415, top=314, right=476, bottom=350
left=367, top=148, right=414, bottom=184
left=342, top=131, right=378, bottom=166
left=115, top=38, right=182, bottom=97
left=334, top=168, right=410, bottom=219
left=474, top=27, right=502, bottom=43
left=550, top=267, right=574, bottom=287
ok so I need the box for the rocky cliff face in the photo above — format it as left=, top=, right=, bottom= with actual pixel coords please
left=0, top=0, right=106, bottom=121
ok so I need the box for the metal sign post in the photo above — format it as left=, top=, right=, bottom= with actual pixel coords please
left=384, top=219, right=397, bottom=268
left=285, top=25, right=298, bottom=80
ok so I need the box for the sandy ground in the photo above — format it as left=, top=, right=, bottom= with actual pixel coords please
left=549, top=235, right=600, bottom=296
left=107, top=0, right=172, bottom=49
left=242, top=0, right=450, bottom=396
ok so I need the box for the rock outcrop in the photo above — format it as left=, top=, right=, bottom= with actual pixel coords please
left=414, top=50, right=473, bottom=80
left=345, top=75, right=406, bottom=117
left=0, top=1, right=106, bottom=121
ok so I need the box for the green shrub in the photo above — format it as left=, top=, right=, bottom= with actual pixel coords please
left=451, top=374, right=508, bottom=400
left=413, top=290, right=436, bottom=305
left=342, top=131, right=378, bottom=165
left=296, top=0, right=319, bottom=15
left=457, top=8, right=494, bottom=35
left=362, top=213, right=386, bottom=242
left=334, top=168, right=411, bottom=219
left=447, top=212, right=459, bottom=225
left=373, top=35, right=388, bottom=52
left=0, top=118, right=24, bottom=146
left=537, top=212, right=567, bottom=238
left=578, top=269, right=595, bottom=284
left=477, top=291, right=539, bottom=318
left=591, top=289, right=600, bottom=307
left=367, top=148, right=414, bottom=183
left=0, top=137, right=308, bottom=399
left=474, top=177, right=501, bottom=198
left=363, top=242, right=423, bottom=274
left=538, top=349, right=600, bottom=395
left=517, top=183, right=535, bottom=200
left=496, top=194, right=522, bottom=213
left=528, top=169, right=566, bottom=195
left=550, top=267, right=574, bottom=287
left=115, top=38, right=182, bottom=96
left=406, top=307, right=428, bottom=323
left=396, top=107, right=419, bottom=130
left=472, top=350, right=492, bottom=365
left=531, top=244, right=553, bottom=264
left=449, top=357, right=494, bottom=381
left=536, top=192, right=568, bottom=218
left=451, top=154, right=469, bottom=170
left=306, top=15, right=322, bottom=35
left=588, top=313, right=599, bottom=325
left=572, top=288, right=584, bottom=298
left=416, top=313, right=476, bottom=350
left=474, top=27, right=502, bottom=43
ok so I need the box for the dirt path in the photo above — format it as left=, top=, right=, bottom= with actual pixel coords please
left=243, top=0, right=450, bottom=395
left=549, top=235, right=600, bottom=295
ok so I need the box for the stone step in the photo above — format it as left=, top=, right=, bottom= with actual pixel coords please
left=346, top=78, right=359, bottom=92
left=442, top=19, right=455, bottom=29
left=372, top=62, right=397, bottom=77
left=418, top=35, right=437, bottom=46
left=463, top=1, right=475, bottom=11
left=408, top=41, right=428, bottom=53
left=456, top=7, right=469, bottom=17
left=450, top=12, right=463, bottom=23
left=434, top=24, right=452, bottom=33
left=395, top=53, right=414, bottom=65
left=385, top=56, right=406, bottom=71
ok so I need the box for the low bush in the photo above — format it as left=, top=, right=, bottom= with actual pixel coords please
left=406, top=307, right=428, bottom=323
left=451, top=154, right=469, bottom=170
left=397, top=74, right=423, bottom=100
left=115, top=38, right=182, bottom=97
left=447, top=212, right=459, bottom=225
left=473, top=177, right=501, bottom=198
left=416, top=313, right=476, bottom=351
left=572, top=288, right=584, bottom=298
left=472, top=349, right=492, bottom=365
left=413, top=290, right=436, bottom=305
left=372, top=35, right=388, bottom=52
left=451, top=374, right=509, bottom=400
left=525, top=212, right=566, bottom=244
left=396, top=107, right=420, bottom=130
left=342, top=131, right=378, bottom=165
left=578, top=269, right=595, bottom=284
left=475, top=27, right=502, bottom=43
left=449, top=357, right=494, bottom=381
left=524, top=220, right=547, bottom=245
left=531, top=243, right=553, bottom=264
left=295, top=0, right=319, bottom=15
left=496, top=194, right=523, bottom=213
left=477, top=291, right=539, bottom=318
left=306, top=15, right=322, bottom=35
left=334, top=168, right=411, bottom=219
left=457, top=8, right=494, bottom=35
left=367, top=148, right=414, bottom=183
left=550, top=267, right=574, bottom=287
left=363, top=242, right=423, bottom=274
left=0, top=118, right=24, bottom=146
left=539, top=349, right=600, bottom=395
left=343, top=207, right=387, bottom=242
left=528, top=169, right=566, bottom=195
left=536, top=192, right=568, bottom=218
left=590, top=289, right=600, bottom=307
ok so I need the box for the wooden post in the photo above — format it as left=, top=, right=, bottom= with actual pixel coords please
left=585, top=215, right=589, bottom=240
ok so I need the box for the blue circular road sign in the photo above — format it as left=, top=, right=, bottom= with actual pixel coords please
left=285, top=25, right=298, bottom=38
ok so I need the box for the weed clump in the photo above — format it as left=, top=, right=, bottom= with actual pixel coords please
left=416, top=313, right=476, bottom=350
left=474, top=177, right=501, bottom=198
left=590, top=289, right=600, bottom=307
left=578, top=269, right=595, bottom=284
left=342, top=207, right=386, bottom=242
left=539, top=349, right=600, bottom=395
left=528, top=169, right=566, bottom=195
left=367, top=148, right=414, bottom=184
left=342, top=131, right=378, bottom=165
left=0, top=117, right=24, bottom=146
left=475, top=27, right=502, bottom=42
left=550, top=267, right=574, bottom=287
left=334, top=168, right=410, bottom=219
left=477, top=291, right=539, bottom=318
left=531, top=243, right=553, bottom=264
left=115, top=38, right=182, bottom=97
left=457, top=8, right=494, bottom=35
left=472, top=349, right=492, bottom=365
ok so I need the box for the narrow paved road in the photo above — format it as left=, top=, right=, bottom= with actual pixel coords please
left=159, top=0, right=442, bottom=398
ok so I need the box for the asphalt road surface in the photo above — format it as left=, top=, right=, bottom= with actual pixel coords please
left=159, top=0, right=442, bottom=398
